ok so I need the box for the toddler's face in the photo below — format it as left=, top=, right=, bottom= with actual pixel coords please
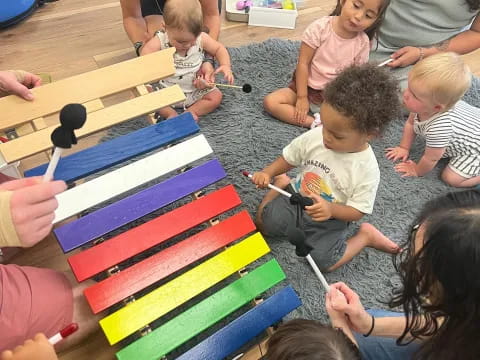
left=339, top=0, right=381, bottom=34
left=402, top=76, right=437, bottom=115
left=320, top=103, right=371, bottom=153
left=166, top=27, right=198, bottom=53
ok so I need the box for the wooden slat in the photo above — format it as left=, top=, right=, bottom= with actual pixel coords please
left=0, top=85, right=185, bottom=164
left=116, top=259, right=285, bottom=360
left=176, top=286, right=302, bottom=360
left=55, top=159, right=226, bottom=252
left=85, top=211, right=256, bottom=314
left=53, top=134, right=211, bottom=223
left=99, top=233, right=270, bottom=345
left=24, top=112, right=199, bottom=182
left=68, top=185, right=241, bottom=281
left=0, top=47, right=176, bottom=131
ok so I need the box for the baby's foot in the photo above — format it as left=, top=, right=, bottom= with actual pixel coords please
left=184, top=110, right=199, bottom=122
left=361, top=223, right=400, bottom=254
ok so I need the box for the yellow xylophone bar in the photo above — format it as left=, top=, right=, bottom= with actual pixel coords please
left=100, top=233, right=270, bottom=345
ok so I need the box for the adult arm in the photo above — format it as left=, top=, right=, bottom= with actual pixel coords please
left=389, top=13, right=480, bottom=67
left=120, top=0, right=151, bottom=44
left=200, top=0, right=220, bottom=41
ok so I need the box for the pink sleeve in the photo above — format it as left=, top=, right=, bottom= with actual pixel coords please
left=302, top=17, right=328, bottom=49
left=354, top=35, right=370, bottom=65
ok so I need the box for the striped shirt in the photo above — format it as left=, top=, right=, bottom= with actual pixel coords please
left=413, top=100, right=480, bottom=159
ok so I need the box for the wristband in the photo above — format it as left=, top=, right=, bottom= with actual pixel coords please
left=363, top=315, right=375, bottom=337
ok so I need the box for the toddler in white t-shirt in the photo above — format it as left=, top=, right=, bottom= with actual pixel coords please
left=251, top=64, right=401, bottom=271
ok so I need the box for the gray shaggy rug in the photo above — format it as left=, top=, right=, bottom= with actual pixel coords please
left=99, top=39, right=480, bottom=350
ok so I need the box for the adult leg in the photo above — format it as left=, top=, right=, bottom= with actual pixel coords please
left=353, top=310, right=421, bottom=360
left=327, top=223, right=400, bottom=272
left=140, top=0, right=165, bottom=38
left=441, top=165, right=480, bottom=188
left=263, top=88, right=313, bottom=127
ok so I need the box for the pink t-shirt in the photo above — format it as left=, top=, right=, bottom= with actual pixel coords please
left=302, top=16, right=370, bottom=90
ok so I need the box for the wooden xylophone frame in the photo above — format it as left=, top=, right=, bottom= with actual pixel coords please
left=0, top=48, right=302, bottom=360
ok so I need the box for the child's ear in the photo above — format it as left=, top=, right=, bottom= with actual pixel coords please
left=433, top=103, right=446, bottom=113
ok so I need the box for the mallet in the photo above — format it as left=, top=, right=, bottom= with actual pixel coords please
left=43, top=104, right=87, bottom=182
left=210, top=83, right=252, bottom=93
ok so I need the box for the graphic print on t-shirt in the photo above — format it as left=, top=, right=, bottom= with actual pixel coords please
left=298, top=172, right=335, bottom=202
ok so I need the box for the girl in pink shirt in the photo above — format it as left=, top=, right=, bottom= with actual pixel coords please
left=264, top=0, right=391, bottom=128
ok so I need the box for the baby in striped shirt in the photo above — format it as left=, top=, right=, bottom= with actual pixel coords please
left=385, top=52, right=480, bottom=188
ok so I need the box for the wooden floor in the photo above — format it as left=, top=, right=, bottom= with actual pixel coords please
left=1, top=1, right=479, bottom=359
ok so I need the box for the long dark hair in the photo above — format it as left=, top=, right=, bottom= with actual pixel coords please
left=466, top=0, right=479, bottom=10
left=390, top=189, right=480, bottom=360
left=330, top=0, right=391, bottom=40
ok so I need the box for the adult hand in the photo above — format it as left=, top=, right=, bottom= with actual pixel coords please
left=326, top=288, right=349, bottom=325
left=1, top=177, right=67, bottom=247
left=394, top=160, right=418, bottom=177
left=329, top=282, right=373, bottom=334
left=388, top=46, right=422, bottom=68
left=385, top=146, right=409, bottom=162
left=305, top=193, right=331, bottom=222
left=197, top=62, right=215, bottom=84
left=0, top=70, right=42, bottom=100
left=214, top=65, right=234, bottom=85
left=294, top=96, right=309, bottom=125
left=0, top=333, right=58, bottom=360
left=251, top=171, right=271, bottom=189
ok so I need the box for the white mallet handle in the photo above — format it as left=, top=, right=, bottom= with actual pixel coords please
left=377, top=58, right=394, bottom=67
left=43, top=147, right=63, bottom=182
left=306, top=254, right=330, bottom=292
left=243, top=172, right=292, bottom=198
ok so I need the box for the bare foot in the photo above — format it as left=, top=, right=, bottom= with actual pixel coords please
left=360, top=223, right=400, bottom=254
left=273, top=174, right=291, bottom=189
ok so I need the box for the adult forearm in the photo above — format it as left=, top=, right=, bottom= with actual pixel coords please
left=424, top=30, right=480, bottom=57
left=204, top=15, right=220, bottom=41
left=371, top=316, right=407, bottom=338
left=123, top=17, right=151, bottom=44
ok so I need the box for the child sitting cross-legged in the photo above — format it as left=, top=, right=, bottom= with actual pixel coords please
left=251, top=64, right=401, bottom=272
left=386, top=52, right=480, bottom=188
left=140, top=0, right=233, bottom=122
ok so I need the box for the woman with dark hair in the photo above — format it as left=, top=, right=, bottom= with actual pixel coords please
left=370, top=0, right=480, bottom=89
left=328, top=189, right=480, bottom=360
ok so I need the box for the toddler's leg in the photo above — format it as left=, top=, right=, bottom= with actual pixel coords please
left=186, top=88, right=223, bottom=122
left=263, top=88, right=314, bottom=128
left=157, top=106, right=178, bottom=120
left=441, top=166, right=480, bottom=188
left=255, top=174, right=290, bottom=232
left=327, top=223, right=400, bottom=272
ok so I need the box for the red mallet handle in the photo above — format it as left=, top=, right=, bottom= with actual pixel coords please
left=48, top=323, right=79, bottom=345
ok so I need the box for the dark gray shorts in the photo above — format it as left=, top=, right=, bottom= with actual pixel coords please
left=261, top=193, right=349, bottom=270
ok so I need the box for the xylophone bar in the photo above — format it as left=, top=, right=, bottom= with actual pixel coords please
left=116, top=259, right=286, bottom=360
left=69, top=184, right=241, bottom=281
left=84, top=211, right=256, bottom=314
left=53, top=134, right=212, bottom=224
left=100, top=233, right=270, bottom=345
left=25, top=112, right=199, bottom=182
left=55, top=159, right=226, bottom=252
left=176, top=286, right=302, bottom=360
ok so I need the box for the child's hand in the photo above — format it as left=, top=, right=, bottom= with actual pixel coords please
left=251, top=171, right=271, bottom=189
left=214, top=65, right=234, bottom=85
left=193, top=76, right=213, bottom=90
left=395, top=160, right=418, bottom=177
left=1, top=333, right=58, bottom=360
left=385, top=146, right=409, bottom=162
left=305, top=192, right=332, bottom=221
left=294, top=96, right=309, bottom=125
